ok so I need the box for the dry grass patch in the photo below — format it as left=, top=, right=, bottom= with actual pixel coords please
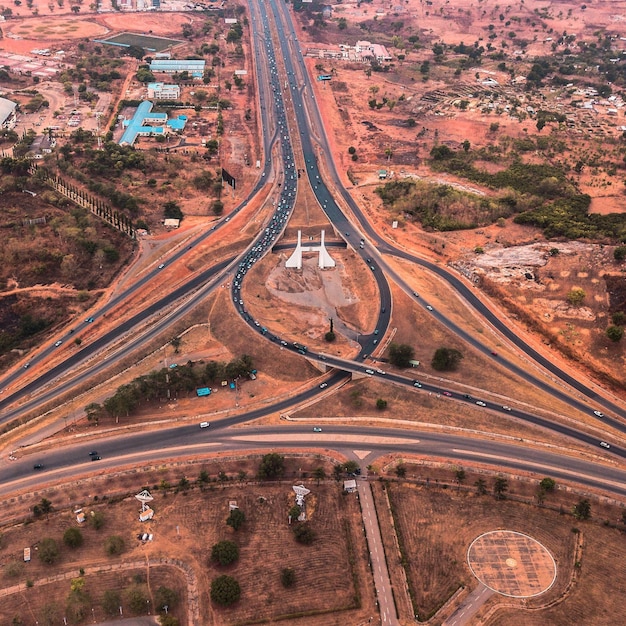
left=0, top=455, right=375, bottom=626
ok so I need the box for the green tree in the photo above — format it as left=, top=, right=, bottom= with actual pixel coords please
left=395, top=463, right=406, bottom=478
left=38, top=538, right=59, bottom=565
left=101, top=589, right=121, bottom=616
left=388, top=343, right=415, bottom=367
left=63, top=527, right=84, bottom=549
left=539, top=477, right=556, bottom=493
left=614, top=246, right=626, bottom=262
left=612, top=311, right=626, bottom=326
left=104, top=535, right=125, bottom=556
left=475, top=478, right=487, bottom=495
left=455, top=468, right=466, bottom=486
left=163, top=201, right=183, bottom=221
left=606, top=325, right=624, bottom=342
left=280, top=567, right=296, bottom=588
left=332, top=464, right=344, bottom=481
left=493, top=476, right=508, bottom=500
left=210, top=575, right=241, bottom=606
left=344, top=460, right=359, bottom=474
left=211, top=540, right=239, bottom=566
left=313, top=466, right=326, bottom=485
left=566, top=288, right=586, bottom=306
left=292, top=523, right=315, bottom=544
left=431, top=347, right=464, bottom=371
left=376, top=398, right=388, bottom=410
left=226, top=508, right=245, bottom=531
left=288, top=504, right=302, bottom=520
left=33, top=497, right=53, bottom=519
left=462, top=139, right=471, bottom=152
left=124, top=585, right=148, bottom=614
left=154, top=586, right=178, bottom=612
left=573, top=498, right=591, bottom=520
left=258, top=453, right=285, bottom=479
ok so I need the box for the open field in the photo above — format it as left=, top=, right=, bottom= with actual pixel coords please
left=0, top=456, right=376, bottom=626
left=373, top=474, right=626, bottom=625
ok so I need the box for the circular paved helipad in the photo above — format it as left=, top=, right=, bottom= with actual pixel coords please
left=467, top=531, right=557, bottom=598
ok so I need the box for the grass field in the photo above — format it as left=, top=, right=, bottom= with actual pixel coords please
left=97, top=32, right=183, bottom=52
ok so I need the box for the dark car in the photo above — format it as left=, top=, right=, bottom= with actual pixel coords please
left=33, top=464, right=44, bottom=471
left=91, top=456, right=102, bottom=461
left=88, top=451, right=99, bottom=457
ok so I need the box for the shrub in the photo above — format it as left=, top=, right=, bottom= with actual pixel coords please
left=280, top=568, right=296, bottom=588
left=226, top=508, right=245, bottom=531
left=606, top=325, right=624, bottom=342
left=566, top=288, right=586, bottom=306
left=154, top=586, right=178, bottom=612
left=292, top=523, right=315, bottom=545
left=63, top=528, right=84, bottom=549
left=38, top=538, right=59, bottom=565
left=376, top=398, right=387, bottom=410
left=104, top=535, right=125, bottom=556
left=101, top=590, right=121, bottom=616
left=89, top=511, right=105, bottom=531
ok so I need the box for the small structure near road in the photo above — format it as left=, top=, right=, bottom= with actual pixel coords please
left=135, top=489, right=155, bottom=522
left=292, top=484, right=311, bottom=521
left=343, top=479, right=357, bottom=493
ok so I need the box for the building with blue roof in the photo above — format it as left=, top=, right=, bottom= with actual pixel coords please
left=118, top=101, right=188, bottom=146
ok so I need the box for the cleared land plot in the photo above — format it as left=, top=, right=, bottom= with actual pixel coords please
left=96, top=32, right=183, bottom=52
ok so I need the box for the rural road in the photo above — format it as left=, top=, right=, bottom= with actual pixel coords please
left=357, top=479, right=399, bottom=626
left=443, top=583, right=494, bottom=626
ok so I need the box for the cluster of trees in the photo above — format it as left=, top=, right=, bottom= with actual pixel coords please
left=85, top=356, right=255, bottom=421
left=422, top=145, right=626, bottom=241
left=375, top=178, right=511, bottom=231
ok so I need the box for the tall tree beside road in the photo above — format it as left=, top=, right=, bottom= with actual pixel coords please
left=258, top=453, right=285, bottom=479
left=389, top=343, right=415, bottom=367
left=431, top=347, right=464, bottom=371
left=493, top=476, right=509, bottom=500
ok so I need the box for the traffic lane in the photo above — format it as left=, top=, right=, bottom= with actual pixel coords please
left=9, top=424, right=626, bottom=497
left=0, top=257, right=234, bottom=418
left=275, top=0, right=622, bottom=422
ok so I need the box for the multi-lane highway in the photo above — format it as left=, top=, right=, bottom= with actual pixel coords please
left=0, top=0, right=623, bottom=508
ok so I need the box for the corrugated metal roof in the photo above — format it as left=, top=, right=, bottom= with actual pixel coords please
left=0, top=97, right=17, bottom=125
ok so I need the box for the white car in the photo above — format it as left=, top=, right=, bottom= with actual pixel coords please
left=600, top=441, right=610, bottom=449
left=502, top=405, right=512, bottom=411
left=593, top=410, right=604, bottom=418
left=319, top=382, right=328, bottom=389
left=200, top=422, right=210, bottom=429
left=475, top=401, right=486, bottom=407
left=54, top=340, right=62, bottom=347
